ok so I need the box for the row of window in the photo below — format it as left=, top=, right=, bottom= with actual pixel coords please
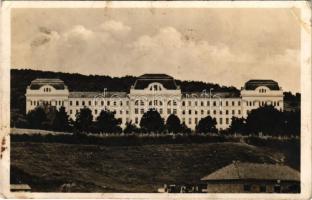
left=182, top=100, right=241, bottom=107
left=30, top=100, right=64, bottom=106
left=43, top=87, right=52, bottom=92
left=246, top=101, right=280, bottom=107
left=70, top=100, right=129, bottom=107
left=69, top=109, right=129, bottom=116
left=182, top=109, right=241, bottom=115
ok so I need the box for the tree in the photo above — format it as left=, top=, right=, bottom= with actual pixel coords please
left=180, top=122, right=192, bottom=134
left=123, top=121, right=139, bottom=134
left=26, top=106, right=47, bottom=129
left=229, top=117, right=247, bottom=135
left=52, top=106, right=70, bottom=131
left=74, top=107, right=93, bottom=132
left=166, top=114, right=181, bottom=133
left=195, top=116, right=217, bottom=133
left=95, top=110, right=122, bottom=133
left=246, top=105, right=284, bottom=135
left=140, top=109, right=164, bottom=133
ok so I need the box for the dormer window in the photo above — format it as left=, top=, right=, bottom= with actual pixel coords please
left=43, top=87, right=52, bottom=92
left=149, top=83, right=163, bottom=91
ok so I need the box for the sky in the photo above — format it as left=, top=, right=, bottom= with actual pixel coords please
left=11, top=8, right=301, bottom=92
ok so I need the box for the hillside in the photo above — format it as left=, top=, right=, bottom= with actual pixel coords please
left=11, top=141, right=292, bottom=192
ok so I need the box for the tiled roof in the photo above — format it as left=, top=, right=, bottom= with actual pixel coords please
left=69, top=91, right=128, bottom=98
left=201, top=162, right=299, bottom=182
left=244, top=80, right=280, bottom=90
left=133, top=74, right=178, bottom=90
left=29, top=78, right=66, bottom=90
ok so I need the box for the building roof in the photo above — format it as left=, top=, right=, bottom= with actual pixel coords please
left=10, top=184, right=31, bottom=190
left=201, top=162, right=300, bottom=182
left=133, top=74, right=178, bottom=90
left=244, top=80, right=280, bottom=90
left=29, top=78, right=66, bottom=90
left=182, top=92, right=240, bottom=98
left=69, top=91, right=128, bottom=98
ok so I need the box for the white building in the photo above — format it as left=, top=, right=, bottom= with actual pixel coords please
left=25, top=74, right=283, bottom=130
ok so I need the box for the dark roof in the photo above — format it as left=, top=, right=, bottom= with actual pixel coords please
left=29, top=78, right=66, bottom=90
left=69, top=92, right=128, bottom=98
left=244, top=80, right=280, bottom=90
left=201, top=162, right=300, bottom=182
left=133, top=74, right=178, bottom=90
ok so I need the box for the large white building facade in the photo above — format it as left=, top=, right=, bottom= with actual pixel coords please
left=25, top=74, right=284, bottom=130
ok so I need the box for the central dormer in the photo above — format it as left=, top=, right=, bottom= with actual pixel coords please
left=130, top=74, right=181, bottom=96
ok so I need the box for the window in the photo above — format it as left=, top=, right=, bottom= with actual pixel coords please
left=194, top=110, right=197, bottom=115
left=274, top=185, right=281, bottom=193
left=126, top=110, right=129, bottom=114
left=114, top=101, right=117, bottom=106
left=167, top=101, right=171, bottom=106
left=82, top=101, right=85, bottom=106
left=70, top=101, right=73, bottom=106
left=238, top=101, right=241, bottom=106
left=188, top=101, right=191, bottom=106
left=135, top=117, right=138, bottom=124
left=226, top=118, right=229, bottom=124
left=101, top=101, right=104, bottom=106
left=244, top=184, right=251, bottom=192
left=232, top=110, right=235, bottom=115
left=173, top=109, right=177, bottom=115
left=189, top=110, right=192, bottom=115
left=135, top=108, right=138, bottom=114
left=277, top=102, right=280, bottom=106
left=220, top=110, right=222, bottom=114
left=201, top=110, right=204, bottom=115
left=167, top=109, right=171, bottom=114
left=126, top=101, right=129, bottom=106
left=70, top=110, right=72, bottom=114
left=182, top=118, right=185, bottom=123
left=140, top=109, right=144, bottom=114
left=140, top=100, right=144, bottom=106
left=107, top=101, right=110, bottom=106
left=219, top=118, right=223, bottom=124
left=207, top=101, right=210, bottom=106
left=76, top=101, right=79, bottom=106
left=238, top=110, right=241, bottom=115
left=226, top=101, right=228, bottom=106
left=182, top=101, right=185, bottom=106
left=195, top=101, right=198, bottom=106
left=207, top=110, right=210, bottom=115
left=89, top=101, right=91, bottom=106
left=30, top=101, right=33, bottom=106
left=95, top=101, right=97, bottom=106
left=195, top=118, right=198, bottom=124
left=149, top=101, right=153, bottom=106
left=188, top=118, right=192, bottom=124
left=182, top=110, right=185, bottom=115
left=232, top=101, right=235, bottom=106
left=226, top=110, right=229, bottom=115
left=260, top=185, right=266, bottom=192
left=120, top=101, right=123, bottom=106
left=213, top=110, right=216, bottom=115
left=159, top=108, right=163, bottom=114
left=173, top=101, right=177, bottom=106
left=213, top=101, right=216, bottom=106
left=201, top=101, right=204, bottom=106
left=135, top=100, right=139, bottom=106
left=159, top=101, right=163, bottom=106
left=95, top=110, right=98, bottom=115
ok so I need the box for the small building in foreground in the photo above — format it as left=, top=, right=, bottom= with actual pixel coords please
left=201, top=162, right=300, bottom=193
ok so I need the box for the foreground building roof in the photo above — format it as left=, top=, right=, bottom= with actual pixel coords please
left=201, top=162, right=299, bottom=182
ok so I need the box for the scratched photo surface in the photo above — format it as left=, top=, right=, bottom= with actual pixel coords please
left=10, top=7, right=301, bottom=193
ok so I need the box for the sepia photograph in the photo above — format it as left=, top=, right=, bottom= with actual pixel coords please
left=0, top=1, right=311, bottom=199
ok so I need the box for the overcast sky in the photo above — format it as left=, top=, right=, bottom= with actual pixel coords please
left=12, top=8, right=301, bottom=92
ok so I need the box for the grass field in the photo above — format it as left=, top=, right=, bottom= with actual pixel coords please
left=10, top=140, right=295, bottom=193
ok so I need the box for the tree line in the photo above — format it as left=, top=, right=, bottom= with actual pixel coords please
left=12, top=104, right=300, bottom=136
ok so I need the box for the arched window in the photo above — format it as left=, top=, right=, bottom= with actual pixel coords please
left=167, top=100, right=171, bottom=106
left=135, top=100, right=139, bottom=106
left=149, top=101, right=153, bottom=106
left=159, top=101, right=163, bottom=106
left=140, top=100, right=144, bottom=106
left=173, top=100, right=177, bottom=106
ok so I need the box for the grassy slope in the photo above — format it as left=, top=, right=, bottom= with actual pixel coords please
left=10, top=142, right=283, bottom=192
